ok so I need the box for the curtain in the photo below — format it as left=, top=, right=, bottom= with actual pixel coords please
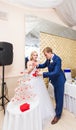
left=55, top=0, right=76, bottom=27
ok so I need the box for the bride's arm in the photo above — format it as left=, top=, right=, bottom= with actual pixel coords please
left=26, top=61, right=35, bottom=74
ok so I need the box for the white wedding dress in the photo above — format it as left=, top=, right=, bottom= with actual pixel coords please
left=29, top=68, right=55, bottom=121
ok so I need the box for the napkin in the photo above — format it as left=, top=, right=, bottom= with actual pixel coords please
left=20, top=103, right=30, bottom=112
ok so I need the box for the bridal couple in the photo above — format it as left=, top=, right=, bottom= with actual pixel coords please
left=26, top=47, right=66, bottom=125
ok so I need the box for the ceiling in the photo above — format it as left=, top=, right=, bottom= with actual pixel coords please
left=1, top=0, right=76, bottom=29
left=2, top=0, right=63, bottom=8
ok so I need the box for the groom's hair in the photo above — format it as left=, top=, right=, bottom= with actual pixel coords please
left=43, top=47, right=53, bottom=53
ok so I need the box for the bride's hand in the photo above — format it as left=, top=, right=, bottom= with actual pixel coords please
left=32, top=62, right=37, bottom=67
left=36, top=71, right=43, bottom=76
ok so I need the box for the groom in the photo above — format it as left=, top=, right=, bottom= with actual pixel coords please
left=36, top=47, right=66, bottom=124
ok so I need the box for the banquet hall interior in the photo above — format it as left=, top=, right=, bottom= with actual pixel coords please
left=0, top=0, right=76, bottom=130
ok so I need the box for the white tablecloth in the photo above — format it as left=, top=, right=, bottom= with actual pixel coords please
left=2, top=98, right=42, bottom=130
left=64, top=82, right=76, bottom=98
left=64, top=81, right=76, bottom=115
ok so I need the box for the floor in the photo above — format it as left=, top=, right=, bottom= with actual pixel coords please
left=43, top=109, right=76, bottom=130
left=0, top=76, right=76, bottom=130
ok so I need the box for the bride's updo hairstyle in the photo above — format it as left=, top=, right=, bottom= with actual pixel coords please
left=43, top=47, right=53, bottom=53
left=30, top=51, right=38, bottom=61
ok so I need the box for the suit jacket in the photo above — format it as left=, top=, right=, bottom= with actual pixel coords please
left=38, top=54, right=66, bottom=87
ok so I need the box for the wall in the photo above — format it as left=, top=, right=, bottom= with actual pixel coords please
left=40, top=32, right=76, bottom=78
left=0, top=2, right=25, bottom=78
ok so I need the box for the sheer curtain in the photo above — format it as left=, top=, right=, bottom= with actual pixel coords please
left=3, top=0, right=76, bottom=29
left=55, top=0, right=76, bottom=28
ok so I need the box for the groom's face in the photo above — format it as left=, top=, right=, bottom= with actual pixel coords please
left=44, top=52, right=52, bottom=60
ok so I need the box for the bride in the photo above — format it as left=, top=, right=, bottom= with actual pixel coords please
left=26, top=51, right=55, bottom=121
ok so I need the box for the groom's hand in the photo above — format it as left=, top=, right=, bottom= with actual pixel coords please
left=36, top=71, right=43, bottom=76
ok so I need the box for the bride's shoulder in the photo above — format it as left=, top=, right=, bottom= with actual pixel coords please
left=27, top=60, right=32, bottom=64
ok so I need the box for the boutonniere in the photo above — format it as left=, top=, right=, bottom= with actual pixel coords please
left=50, top=59, right=53, bottom=63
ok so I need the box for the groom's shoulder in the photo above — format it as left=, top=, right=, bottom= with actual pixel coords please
left=54, top=54, right=61, bottom=61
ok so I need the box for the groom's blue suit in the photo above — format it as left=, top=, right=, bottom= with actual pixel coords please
left=37, top=54, right=66, bottom=118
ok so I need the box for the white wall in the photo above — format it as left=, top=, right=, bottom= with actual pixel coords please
left=0, top=1, right=67, bottom=78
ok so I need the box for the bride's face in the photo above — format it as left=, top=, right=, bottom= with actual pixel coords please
left=32, top=53, right=38, bottom=61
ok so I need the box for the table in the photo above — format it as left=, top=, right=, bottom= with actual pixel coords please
left=48, top=81, right=76, bottom=115
left=2, top=97, right=42, bottom=130
left=64, top=81, right=76, bottom=115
